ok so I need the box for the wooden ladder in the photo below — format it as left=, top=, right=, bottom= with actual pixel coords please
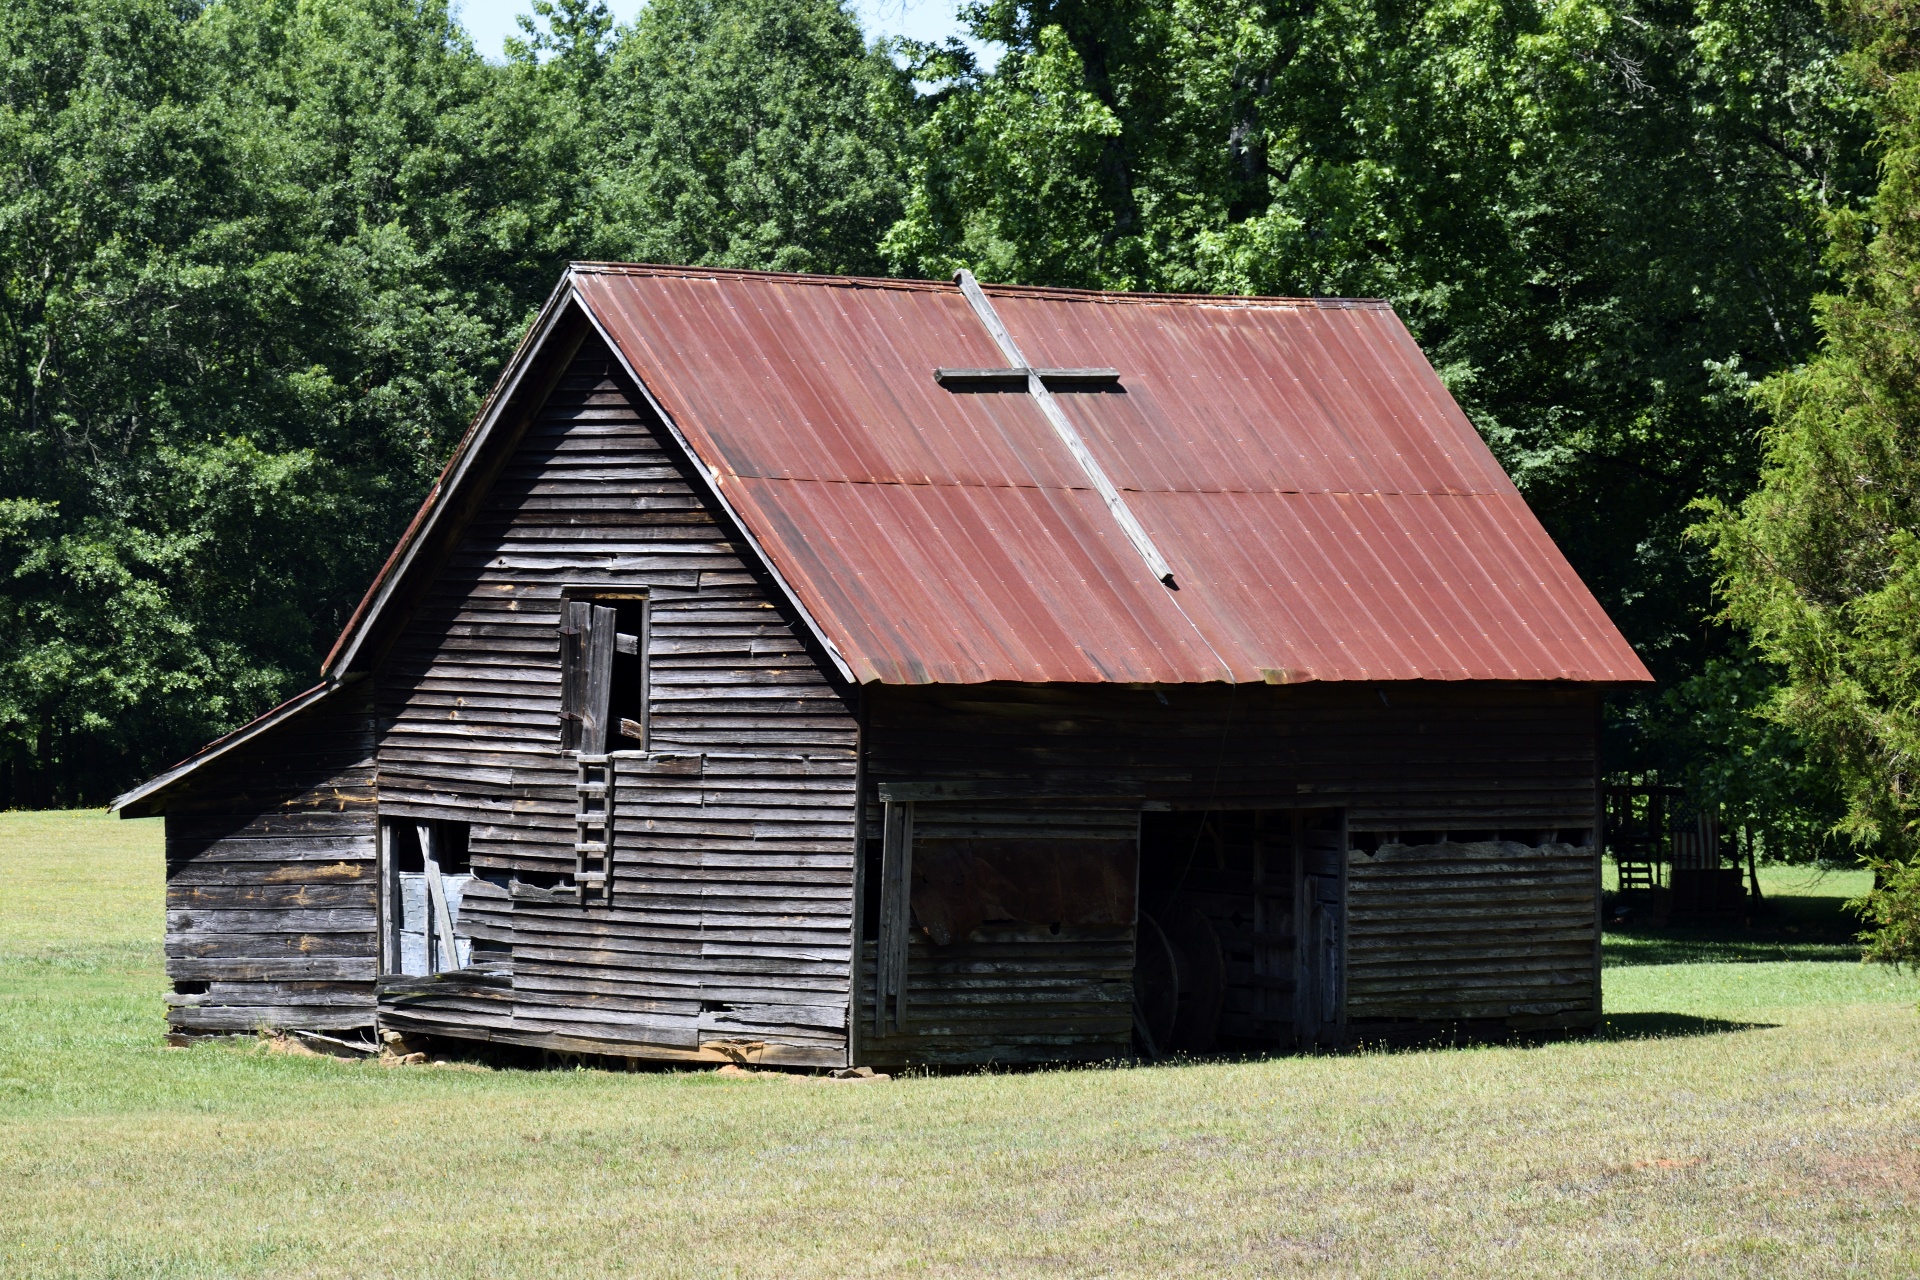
left=574, top=754, right=615, bottom=904
left=1616, top=859, right=1660, bottom=892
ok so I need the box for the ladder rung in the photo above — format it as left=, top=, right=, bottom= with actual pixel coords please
left=577, top=815, right=606, bottom=828
left=577, top=754, right=610, bottom=765
left=574, top=841, right=610, bottom=853
left=576, top=781, right=608, bottom=794
left=576, top=871, right=607, bottom=883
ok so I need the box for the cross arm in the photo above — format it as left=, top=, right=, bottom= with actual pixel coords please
left=934, top=367, right=1121, bottom=388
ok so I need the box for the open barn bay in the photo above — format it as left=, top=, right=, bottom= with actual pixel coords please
left=2, top=810, right=1917, bottom=1278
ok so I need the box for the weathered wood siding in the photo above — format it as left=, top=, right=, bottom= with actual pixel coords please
left=372, top=334, right=859, bottom=1064
left=163, top=685, right=378, bottom=1035
left=861, top=800, right=1137, bottom=1067
left=859, top=926, right=1134, bottom=1066
left=866, top=682, right=1601, bottom=832
left=1346, top=839, right=1598, bottom=1032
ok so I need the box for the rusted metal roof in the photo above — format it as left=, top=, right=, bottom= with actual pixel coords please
left=572, top=264, right=1648, bottom=686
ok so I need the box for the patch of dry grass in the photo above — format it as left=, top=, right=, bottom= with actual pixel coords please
left=2, top=810, right=1917, bottom=1278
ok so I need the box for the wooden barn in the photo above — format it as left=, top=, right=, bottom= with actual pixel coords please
left=113, top=264, right=1651, bottom=1068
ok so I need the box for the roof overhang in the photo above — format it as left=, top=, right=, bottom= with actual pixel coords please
left=111, top=680, right=338, bottom=817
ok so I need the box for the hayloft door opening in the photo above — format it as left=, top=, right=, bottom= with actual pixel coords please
left=380, top=819, right=474, bottom=976
left=1135, top=809, right=1346, bottom=1053
left=560, top=594, right=649, bottom=754
left=562, top=592, right=650, bottom=905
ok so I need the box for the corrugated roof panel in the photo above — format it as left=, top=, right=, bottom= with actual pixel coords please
left=580, top=271, right=1090, bottom=491
left=722, top=475, right=1234, bottom=684
left=996, top=291, right=1508, bottom=497
left=572, top=264, right=1649, bottom=687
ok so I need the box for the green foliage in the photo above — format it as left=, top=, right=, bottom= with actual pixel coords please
left=1701, top=0, right=1920, bottom=958
left=0, top=0, right=1898, bottom=836
left=583, top=0, right=910, bottom=273
left=1635, top=650, right=1847, bottom=861
left=0, top=0, right=549, bottom=804
left=1854, top=858, right=1920, bottom=965
left=0, top=0, right=898, bottom=805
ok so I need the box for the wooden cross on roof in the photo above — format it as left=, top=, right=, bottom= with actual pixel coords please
left=935, top=270, right=1177, bottom=588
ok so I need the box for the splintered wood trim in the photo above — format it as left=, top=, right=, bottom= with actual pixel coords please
left=560, top=585, right=650, bottom=600
left=580, top=605, right=617, bottom=756
left=420, top=822, right=462, bottom=972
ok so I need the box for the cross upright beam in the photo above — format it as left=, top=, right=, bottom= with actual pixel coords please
left=948, top=270, right=1177, bottom=588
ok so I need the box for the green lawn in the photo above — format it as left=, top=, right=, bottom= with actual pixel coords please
left=2, top=811, right=1918, bottom=1278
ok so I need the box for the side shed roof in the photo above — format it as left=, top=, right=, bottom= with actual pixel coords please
left=570, top=265, right=1649, bottom=686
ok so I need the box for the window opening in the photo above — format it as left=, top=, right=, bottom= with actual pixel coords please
left=560, top=593, right=648, bottom=753
left=382, top=819, right=474, bottom=976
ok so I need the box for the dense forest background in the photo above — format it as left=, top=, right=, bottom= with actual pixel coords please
left=0, top=0, right=1909, bottom=883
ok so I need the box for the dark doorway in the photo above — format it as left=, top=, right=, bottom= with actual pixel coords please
left=1135, top=808, right=1346, bottom=1054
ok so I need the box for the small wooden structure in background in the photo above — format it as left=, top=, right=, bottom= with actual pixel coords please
left=1603, top=785, right=1751, bottom=920
left=115, top=264, right=1651, bottom=1067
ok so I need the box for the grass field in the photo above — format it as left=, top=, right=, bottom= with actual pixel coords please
left=3, top=811, right=1918, bottom=1278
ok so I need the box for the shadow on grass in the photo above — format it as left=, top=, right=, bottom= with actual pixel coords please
left=1603, top=886, right=1864, bottom=967
left=1595, top=1011, right=1776, bottom=1040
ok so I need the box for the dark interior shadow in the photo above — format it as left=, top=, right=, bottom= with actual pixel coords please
left=1594, top=1012, right=1775, bottom=1040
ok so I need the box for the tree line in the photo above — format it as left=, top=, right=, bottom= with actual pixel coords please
left=2, top=0, right=1914, bottom=946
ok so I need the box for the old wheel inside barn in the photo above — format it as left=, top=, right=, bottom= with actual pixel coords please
left=1133, top=903, right=1226, bottom=1057
left=1135, top=809, right=1347, bottom=1055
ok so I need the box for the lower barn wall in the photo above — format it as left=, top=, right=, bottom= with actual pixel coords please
left=151, top=671, right=1598, bottom=1056
left=162, top=686, right=379, bottom=1036
left=861, top=681, right=1602, bottom=1064
left=378, top=873, right=852, bottom=1068
left=858, top=927, right=1134, bottom=1068
left=860, top=800, right=1139, bottom=1069
left=1347, top=840, right=1599, bottom=1036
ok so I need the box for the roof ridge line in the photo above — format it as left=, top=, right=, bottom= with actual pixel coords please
left=566, top=260, right=1389, bottom=309
left=721, top=473, right=1504, bottom=497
